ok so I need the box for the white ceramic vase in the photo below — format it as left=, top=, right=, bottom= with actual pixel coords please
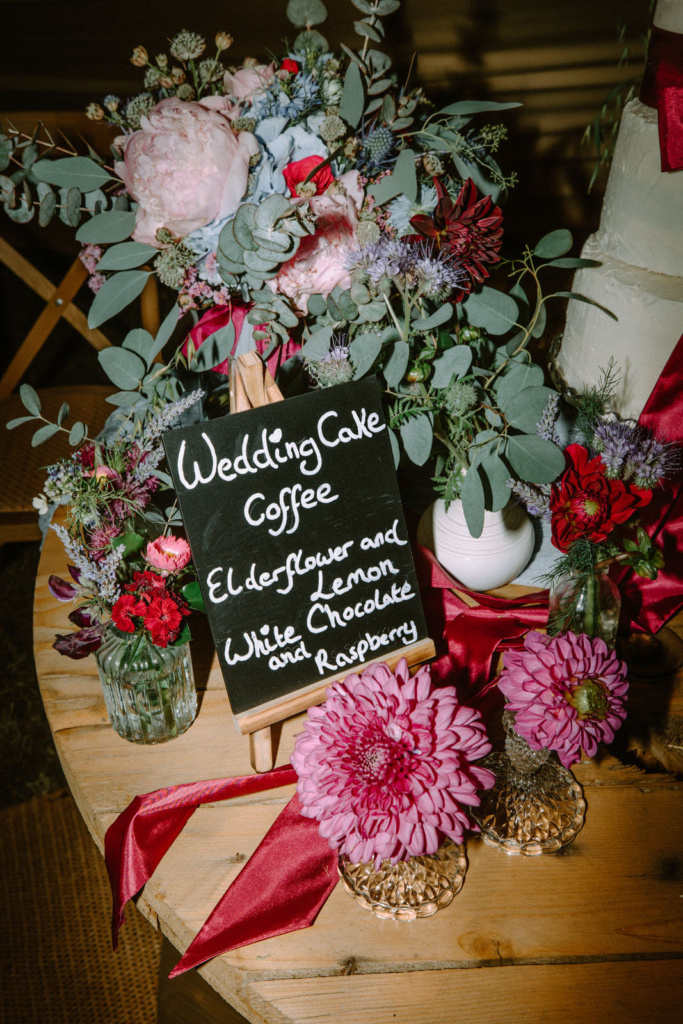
left=428, top=499, right=535, bottom=592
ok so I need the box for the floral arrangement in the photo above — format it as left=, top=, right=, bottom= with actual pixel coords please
left=291, top=658, right=495, bottom=866
left=497, top=631, right=629, bottom=768
left=18, top=388, right=206, bottom=657
left=1, top=0, right=610, bottom=540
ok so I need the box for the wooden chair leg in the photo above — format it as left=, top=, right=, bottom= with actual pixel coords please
left=140, top=274, right=160, bottom=337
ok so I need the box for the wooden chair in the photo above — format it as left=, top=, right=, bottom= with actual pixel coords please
left=0, top=234, right=159, bottom=543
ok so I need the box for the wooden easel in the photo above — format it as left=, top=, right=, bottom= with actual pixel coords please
left=228, top=351, right=436, bottom=772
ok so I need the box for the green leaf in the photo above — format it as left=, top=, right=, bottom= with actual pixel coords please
left=69, top=422, right=86, bottom=446
left=411, top=303, right=452, bottom=332
left=57, top=402, right=70, bottom=426
left=439, top=100, right=522, bottom=116
left=383, top=341, right=410, bottom=387
left=349, top=333, right=382, bottom=377
left=400, top=413, right=433, bottom=466
left=431, top=345, right=472, bottom=388
left=190, top=321, right=236, bottom=371
left=531, top=300, right=547, bottom=339
left=354, top=19, right=382, bottom=42
left=547, top=257, right=602, bottom=269
left=369, top=148, right=417, bottom=205
left=149, top=302, right=180, bottom=360
left=88, top=270, right=150, bottom=329
left=301, top=325, right=334, bottom=360
left=98, top=347, right=147, bottom=390
left=350, top=0, right=375, bottom=12
left=479, top=452, right=511, bottom=512
left=356, top=300, right=387, bottom=323
left=463, top=286, right=519, bottom=335
left=506, top=434, right=565, bottom=484
left=95, top=241, right=157, bottom=271
left=76, top=210, right=137, bottom=244
left=112, top=532, right=145, bottom=558
left=123, top=328, right=156, bottom=366
left=496, top=363, right=545, bottom=407
left=461, top=465, right=485, bottom=538
left=286, top=0, right=328, bottom=28
left=38, top=188, right=57, bottom=227
left=6, top=415, right=36, bottom=430
left=19, top=383, right=41, bottom=416
left=622, top=538, right=639, bottom=553
left=307, top=294, right=328, bottom=317
left=181, top=581, right=206, bottom=613
left=376, top=0, right=401, bottom=12
left=388, top=427, right=400, bottom=469
left=172, top=621, right=192, bottom=646
left=339, top=60, right=365, bottom=129
left=504, top=385, right=556, bottom=432
left=533, top=228, right=573, bottom=260
left=31, top=423, right=59, bottom=447
left=64, top=186, right=81, bottom=228
left=556, top=291, right=618, bottom=321
left=32, top=156, right=111, bottom=193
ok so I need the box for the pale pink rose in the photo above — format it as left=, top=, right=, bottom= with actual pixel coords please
left=272, top=171, right=364, bottom=313
left=223, top=63, right=275, bottom=103
left=145, top=535, right=192, bottom=574
left=114, top=97, right=259, bottom=246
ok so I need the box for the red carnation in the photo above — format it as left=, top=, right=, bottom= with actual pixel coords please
left=143, top=596, right=184, bottom=647
left=124, top=570, right=167, bottom=601
left=410, top=177, right=503, bottom=299
left=111, top=594, right=146, bottom=633
left=282, top=155, right=334, bottom=198
left=549, top=444, right=651, bottom=552
left=281, top=58, right=300, bottom=75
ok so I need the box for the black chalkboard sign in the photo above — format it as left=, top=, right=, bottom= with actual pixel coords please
left=164, top=376, right=430, bottom=729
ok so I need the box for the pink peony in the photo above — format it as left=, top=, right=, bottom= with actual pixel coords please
left=498, top=631, right=629, bottom=768
left=271, top=171, right=364, bottom=312
left=114, top=97, right=259, bottom=246
left=223, top=63, right=275, bottom=103
left=145, top=535, right=192, bottom=574
left=292, top=659, right=494, bottom=867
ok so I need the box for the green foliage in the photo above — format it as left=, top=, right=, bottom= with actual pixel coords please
left=88, top=270, right=151, bottom=329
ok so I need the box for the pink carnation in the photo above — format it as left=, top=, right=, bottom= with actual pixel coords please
left=145, top=535, right=192, bottom=574
left=292, top=659, right=494, bottom=867
left=271, top=171, right=364, bottom=313
left=114, top=96, right=259, bottom=246
left=498, top=631, right=629, bottom=768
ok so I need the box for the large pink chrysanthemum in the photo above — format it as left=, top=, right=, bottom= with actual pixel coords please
left=291, top=659, right=494, bottom=867
left=498, top=631, right=628, bottom=768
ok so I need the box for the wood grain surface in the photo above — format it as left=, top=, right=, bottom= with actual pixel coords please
left=33, top=526, right=683, bottom=1024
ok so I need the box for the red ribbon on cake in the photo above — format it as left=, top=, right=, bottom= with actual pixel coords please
left=640, top=25, right=683, bottom=171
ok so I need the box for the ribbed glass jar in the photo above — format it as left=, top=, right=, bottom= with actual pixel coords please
left=95, top=627, right=197, bottom=744
left=548, top=568, right=621, bottom=647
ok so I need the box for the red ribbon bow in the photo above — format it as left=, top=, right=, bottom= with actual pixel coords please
left=640, top=24, right=683, bottom=171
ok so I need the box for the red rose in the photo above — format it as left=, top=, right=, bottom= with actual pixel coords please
left=282, top=155, right=334, bottom=198
left=549, top=444, right=651, bottom=552
left=281, top=58, right=300, bottom=75
left=112, top=594, right=146, bottom=633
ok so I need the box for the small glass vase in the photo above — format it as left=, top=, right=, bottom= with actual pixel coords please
left=338, top=839, right=468, bottom=920
left=95, top=627, right=197, bottom=744
left=548, top=567, right=621, bottom=647
left=473, top=711, right=586, bottom=856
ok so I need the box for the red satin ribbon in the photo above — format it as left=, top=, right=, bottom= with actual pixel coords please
left=639, top=25, right=683, bottom=171
left=181, top=302, right=300, bottom=379
left=616, top=334, right=683, bottom=633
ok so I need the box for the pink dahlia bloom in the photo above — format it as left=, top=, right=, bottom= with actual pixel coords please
left=498, top=631, right=629, bottom=768
left=291, top=659, right=494, bottom=867
left=145, top=535, right=192, bottom=574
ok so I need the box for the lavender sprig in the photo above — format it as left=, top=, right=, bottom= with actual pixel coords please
left=536, top=392, right=560, bottom=445
left=507, top=478, right=551, bottom=520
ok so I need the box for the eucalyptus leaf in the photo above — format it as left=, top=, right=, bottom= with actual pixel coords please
left=504, top=385, right=555, bottom=433
left=376, top=0, right=401, bottom=12
left=307, top=293, right=328, bottom=317
left=547, top=257, right=602, bottom=269
left=496, top=363, right=545, bottom=408
left=461, top=465, right=485, bottom=538
left=463, top=286, right=518, bottom=335
left=388, top=427, right=400, bottom=469
left=190, top=321, right=236, bottom=371
left=533, top=228, right=573, bottom=259
left=76, top=210, right=137, bottom=244
left=411, top=303, right=452, bottom=332
left=32, top=156, right=112, bottom=193
left=64, top=187, right=81, bottom=228
left=354, top=19, right=382, bottom=42
left=369, top=148, right=417, bottom=205
left=123, top=328, right=156, bottom=366
left=150, top=302, right=181, bottom=359
left=479, top=452, right=512, bottom=512
left=556, top=291, right=618, bottom=320
left=506, top=434, right=565, bottom=484
left=69, top=422, right=86, bottom=446
left=339, top=60, right=364, bottom=129
left=301, top=325, right=334, bottom=360
left=6, top=415, right=36, bottom=430
left=349, top=333, right=382, bottom=377
left=57, top=402, right=70, bottom=426
left=400, top=414, right=433, bottom=466
left=356, top=300, right=387, bottom=322
left=431, top=345, right=472, bottom=388
left=19, top=383, right=41, bottom=416
left=439, top=100, right=522, bottom=116
left=96, top=241, right=157, bottom=271
left=38, top=188, right=57, bottom=227
left=286, top=0, right=328, bottom=28
left=88, top=270, right=150, bottom=329
left=382, top=341, right=410, bottom=387
left=98, top=347, right=147, bottom=390
left=531, top=300, right=547, bottom=339
left=31, top=423, right=59, bottom=447
left=105, top=391, right=141, bottom=407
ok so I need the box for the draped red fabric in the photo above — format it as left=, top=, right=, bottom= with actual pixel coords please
left=616, top=334, right=683, bottom=633
left=180, top=302, right=300, bottom=378
left=639, top=25, right=683, bottom=171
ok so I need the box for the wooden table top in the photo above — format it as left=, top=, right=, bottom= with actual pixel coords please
left=34, top=526, right=683, bottom=1024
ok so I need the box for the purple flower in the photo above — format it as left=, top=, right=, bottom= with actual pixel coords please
left=53, top=625, right=104, bottom=659
left=48, top=575, right=79, bottom=602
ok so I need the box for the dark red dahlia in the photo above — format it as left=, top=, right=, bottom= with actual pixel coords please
left=549, top=444, right=651, bottom=552
left=410, top=177, right=503, bottom=299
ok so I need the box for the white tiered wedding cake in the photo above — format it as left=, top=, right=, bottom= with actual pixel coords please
left=552, top=0, right=683, bottom=417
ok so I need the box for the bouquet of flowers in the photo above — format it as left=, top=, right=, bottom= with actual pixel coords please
left=2, top=0, right=610, bottom=543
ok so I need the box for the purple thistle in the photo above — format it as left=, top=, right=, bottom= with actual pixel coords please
left=593, top=420, right=679, bottom=486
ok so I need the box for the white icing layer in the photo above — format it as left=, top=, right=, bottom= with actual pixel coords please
left=597, top=100, right=683, bottom=276
left=556, top=236, right=683, bottom=418
left=654, top=0, right=683, bottom=34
